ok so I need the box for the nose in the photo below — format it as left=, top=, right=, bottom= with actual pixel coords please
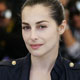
left=30, top=30, right=38, bottom=41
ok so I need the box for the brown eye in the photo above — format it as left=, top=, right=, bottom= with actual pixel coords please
left=37, top=25, right=47, bottom=30
left=22, top=26, right=31, bottom=31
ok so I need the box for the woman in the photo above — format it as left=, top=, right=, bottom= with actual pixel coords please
left=0, top=0, right=80, bottom=80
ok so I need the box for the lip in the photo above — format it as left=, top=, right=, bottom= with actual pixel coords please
left=30, top=44, right=43, bottom=49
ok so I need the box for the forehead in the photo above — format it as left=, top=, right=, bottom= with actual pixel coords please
left=22, top=4, right=53, bottom=22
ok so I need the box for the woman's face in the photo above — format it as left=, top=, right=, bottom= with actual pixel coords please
left=22, top=4, right=64, bottom=57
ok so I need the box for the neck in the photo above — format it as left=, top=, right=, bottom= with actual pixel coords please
left=31, top=43, right=59, bottom=73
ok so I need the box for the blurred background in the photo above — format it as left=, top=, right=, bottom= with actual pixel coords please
left=0, top=0, right=27, bottom=61
left=0, top=0, right=80, bottom=62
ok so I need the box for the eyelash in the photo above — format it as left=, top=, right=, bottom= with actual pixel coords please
left=22, top=25, right=47, bottom=31
left=38, top=25, right=47, bottom=29
left=22, top=26, right=31, bottom=30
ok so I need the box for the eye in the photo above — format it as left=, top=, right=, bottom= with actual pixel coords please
left=22, top=26, right=31, bottom=31
left=37, top=25, right=47, bottom=30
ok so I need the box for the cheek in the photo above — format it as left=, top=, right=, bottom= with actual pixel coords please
left=44, top=28, right=59, bottom=41
left=45, top=33, right=59, bottom=52
left=45, top=29, right=59, bottom=47
left=22, top=31, right=29, bottom=43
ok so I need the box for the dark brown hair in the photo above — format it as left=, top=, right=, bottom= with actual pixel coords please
left=22, top=0, right=65, bottom=25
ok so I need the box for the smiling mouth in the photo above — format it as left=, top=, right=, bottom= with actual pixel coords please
left=30, top=44, right=43, bottom=49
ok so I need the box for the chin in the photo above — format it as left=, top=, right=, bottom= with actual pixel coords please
left=29, top=51, right=45, bottom=57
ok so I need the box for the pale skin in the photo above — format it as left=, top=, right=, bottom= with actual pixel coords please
left=22, top=4, right=66, bottom=80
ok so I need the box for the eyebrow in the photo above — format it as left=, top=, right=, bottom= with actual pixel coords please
left=22, top=22, right=29, bottom=25
left=36, top=20, right=49, bottom=24
left=22, top=20, right=49, bottom=25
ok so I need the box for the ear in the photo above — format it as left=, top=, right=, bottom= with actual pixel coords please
left=58, top=20, right=66, bottom=35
